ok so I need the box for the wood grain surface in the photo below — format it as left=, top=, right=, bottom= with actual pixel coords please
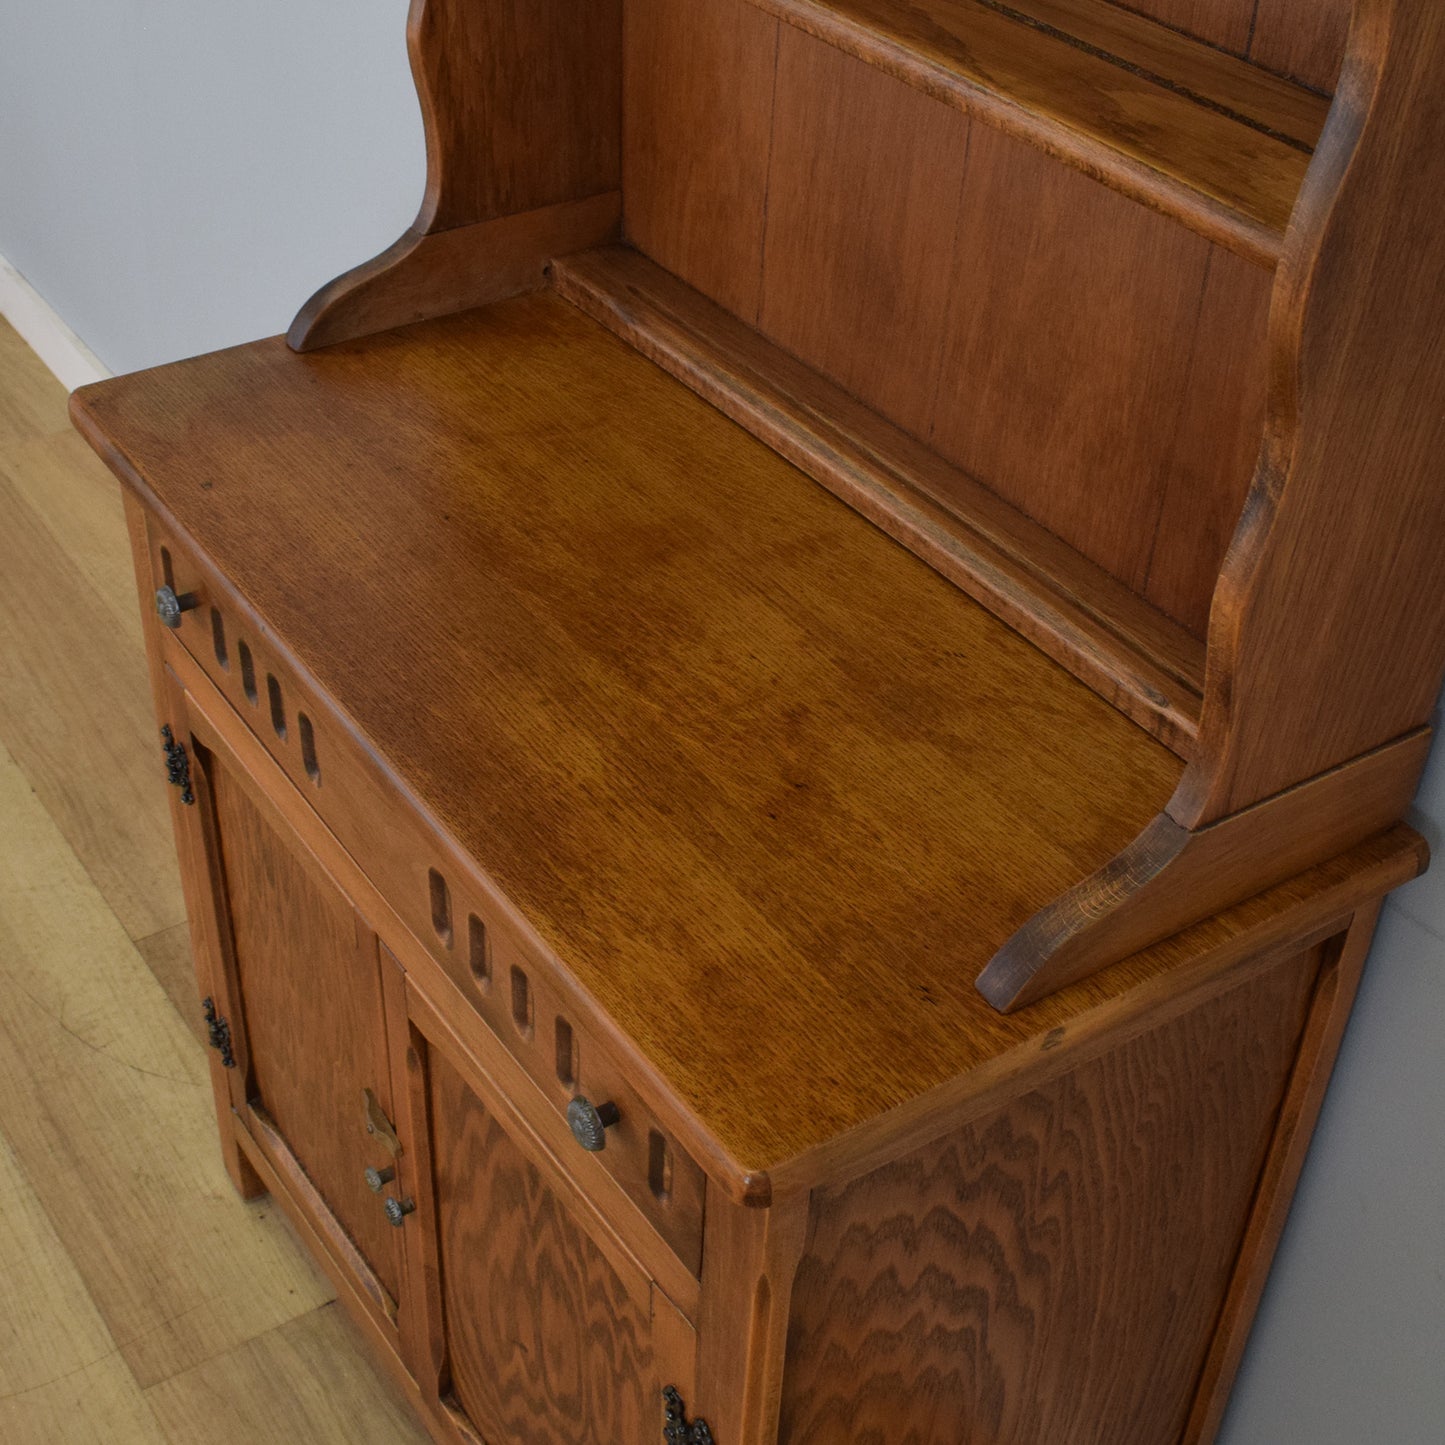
left=981, top=726, right=1433, bottom=1009
left=1108, top=0, right=1351, bottom=93
left=410, top=0, right=621, bottom=232
left=72, top=293, right=1186, bottom=1176
left=746, top=0, right=1325, bottom=260
left=428, top=1049, right=663, bottom=1444
left=1250, top=0, right=1353, bottom=93
left=289, top=195, right=622, bottom=352
left=1176, top=0, right=1445, bottom=823
left=620, top=7, right=1276, bottom=644
left=206, top=761, right=405, bottom=1302
left=758, top=26, right=970, bottom=442
left=623, top=0, right=780, bottom=321
left=779, top=947, right=1320, bottom=1443
left=927, top=121, right=1272, bottom=633
left=553, top=246, right=1207, bottom=751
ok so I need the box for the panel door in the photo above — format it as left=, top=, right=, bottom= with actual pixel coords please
left=176, top=685, right=408, bottom=1329
left=420, top=1034, right=697, bottom=1445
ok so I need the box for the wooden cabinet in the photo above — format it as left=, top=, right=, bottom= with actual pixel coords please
left=73, top=1, right=1445, bottom=1440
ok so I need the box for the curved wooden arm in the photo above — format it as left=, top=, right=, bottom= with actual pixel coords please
left=290, top=0, right=622, bottom=351
left=981, top=0, right=1445, bottom=1009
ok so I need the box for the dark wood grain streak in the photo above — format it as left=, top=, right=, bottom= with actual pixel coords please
left=780, top=950, right=1319, bottom=1443
left=429, top=1050, right=660, bottom=1445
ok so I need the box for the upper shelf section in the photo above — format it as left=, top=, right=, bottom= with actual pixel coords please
left=752, top=0, right=1333, bottom=264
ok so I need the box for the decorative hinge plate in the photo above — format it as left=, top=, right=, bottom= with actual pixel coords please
left=161, top=725, right=195, bottom=805
left=202, top=996, right=236, bottom=1068
left=663, top=1386, right=715, bottom=1444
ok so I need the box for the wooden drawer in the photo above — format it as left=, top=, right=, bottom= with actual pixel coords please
left=145, top=519, right=706, bottom=1277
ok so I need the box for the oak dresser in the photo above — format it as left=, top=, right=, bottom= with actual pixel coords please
left=71, top=1, right=1445, bottom=1441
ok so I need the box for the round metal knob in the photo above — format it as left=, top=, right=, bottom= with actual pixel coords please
left=567, top=1097, right=620, bottom=1152
left=364, top=1165, right=396, bottom=1194
left=155, top=585, right=199, bottom=629
left=383, top=1196, right=416, bottom=1228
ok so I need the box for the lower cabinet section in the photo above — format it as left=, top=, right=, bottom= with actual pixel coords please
left=169, top=671, right=700, bottom=1445
left=158, top=620, right=1389, bottom=1445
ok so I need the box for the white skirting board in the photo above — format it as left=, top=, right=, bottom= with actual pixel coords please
left=0, top=255, right=110, bottom=390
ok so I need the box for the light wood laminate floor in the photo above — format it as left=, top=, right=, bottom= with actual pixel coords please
left=0, top=318, right=430, bottom=1444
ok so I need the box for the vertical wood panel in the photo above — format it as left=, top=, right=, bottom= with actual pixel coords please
left=417, top=0, right=622, bottom=229
left=1250, top=0, right=1353, bottom=93
left=758, top=29, right=970, bottom=442
left=778, top=947, right=1320, bottom=1443
left=624, top=0, right=779, bottom=320
left=1145, top=242, right=1273, bottom=633
left=931, top=124, right=1262, bottom=609
left=1108, top=0, right=1255, bottom=51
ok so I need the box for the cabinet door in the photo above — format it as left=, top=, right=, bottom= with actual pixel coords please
left=421, top=1037, right=696, bottom=1445
left=176, top=686, right=407, bottom=1328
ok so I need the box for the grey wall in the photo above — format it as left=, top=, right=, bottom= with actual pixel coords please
left=0, top=1, right=421, bottom=374
left=2, top=7, right=1442, bottom=1438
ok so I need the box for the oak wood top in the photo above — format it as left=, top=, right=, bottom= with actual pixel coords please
left=72, top=291, right=1409, bottom=1180
left=750, top=0, right=1329, bottom=263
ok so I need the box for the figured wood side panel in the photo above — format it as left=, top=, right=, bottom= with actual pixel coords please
left=1176, top=0, right=1445, bottom=822
left=623, top=0, right=780, bottom=322
left=1250, top=0, right=1353, bottom=93
left=411, top=0, right=621, bottom=231
left=428, top=1049, right=663, bottom=1445
left=758, top=26, right=970, bottom=443
left=779, top=948, right=1321, bottom=1443
left=931, top=122, right=1271, bottom=623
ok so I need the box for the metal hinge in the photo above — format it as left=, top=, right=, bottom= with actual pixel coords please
left=160, top=725, right=195, bottom=805
left=202, top=997, right=236, bottom=1068
left=663, top=1387, right=714, bottom=1445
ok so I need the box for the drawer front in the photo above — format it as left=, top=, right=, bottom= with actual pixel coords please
left=146, top=519, right=706, bottom=1275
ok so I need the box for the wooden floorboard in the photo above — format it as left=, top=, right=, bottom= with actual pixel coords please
left=0, top=319, right=424, bottom=1440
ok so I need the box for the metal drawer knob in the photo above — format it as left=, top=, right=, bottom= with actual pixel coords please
left=383, top=1196, right=416, bottom=1227
left=567, top=1097, right=620, bottom=1152
left=155, top=585, right=200, bottom=629
left=364, top=1165, right=396, bottom=1194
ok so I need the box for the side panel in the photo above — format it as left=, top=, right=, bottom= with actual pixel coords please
left=778, top=944, right=1321, bottom=1443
